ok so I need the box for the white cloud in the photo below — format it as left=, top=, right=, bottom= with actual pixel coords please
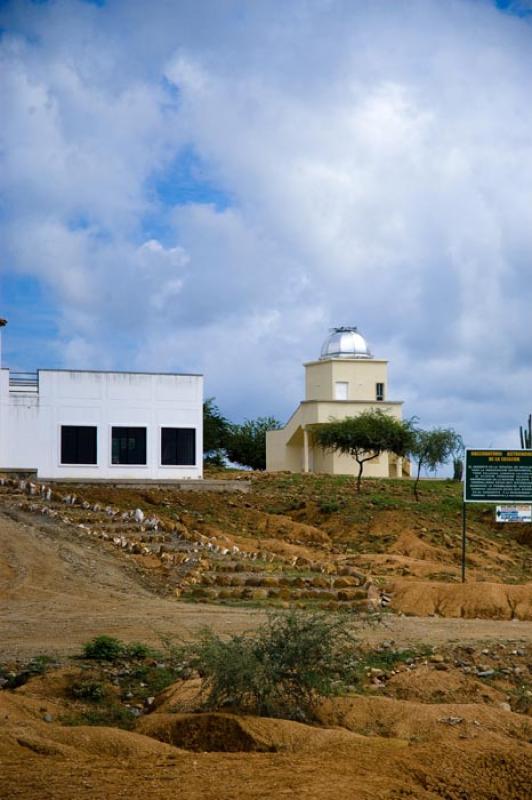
left=1, top=0, right=532, bottom=447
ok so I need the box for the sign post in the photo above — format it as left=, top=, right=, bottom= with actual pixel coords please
left=462, top=450, right=532, bottom=582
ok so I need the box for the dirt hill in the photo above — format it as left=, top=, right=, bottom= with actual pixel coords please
left=1, top=472, right=531, bottom=799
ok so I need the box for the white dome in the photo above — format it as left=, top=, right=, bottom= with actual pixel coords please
left=320, top=326, right=372, bottom=360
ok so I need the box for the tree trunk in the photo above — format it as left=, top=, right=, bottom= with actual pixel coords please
left=414, top=461, right=422, bottom=502
left=356, top=459, right=364, bottom=493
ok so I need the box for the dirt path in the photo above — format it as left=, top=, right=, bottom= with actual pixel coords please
left=1, top=509, right=531, bottom=660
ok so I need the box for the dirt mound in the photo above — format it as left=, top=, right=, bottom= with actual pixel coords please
left=151, top=678, right=203, bottom=713
left=318, top=694, right=531, bottom=743
left=136, top=710, right=394, bottom=753
left=255, top=512, right=332, bottom=547
left=9, top=724, right=179, bottom=761
left=387, top=579, right=532, bottom=619
left=384, top=665, right=507, bottom=705
left=1, top=687, right=531, bottom=800
left=0, top=693, right=178, bottom=762
left=390, top=531, right=448, bottom=562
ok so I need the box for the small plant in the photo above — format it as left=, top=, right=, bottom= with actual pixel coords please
left=69, top=680, right=107, bottom=702
left=318, top=498, right=341, bottom=514
left=188, top=611, right=359, bottom=721
left=83, top=635, right=125, bottom=662
left=1, top=655, right=55, bottom=689
left=511, top=684, right=532, bottom=715
left=125, top=642, right=158, bottom=659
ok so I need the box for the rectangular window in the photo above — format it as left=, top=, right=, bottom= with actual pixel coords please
left=161, top=428, right=196, bottom=466
left=61, top=426, right=97, bottom=465
left=335, top=381, right=348, bottom=400
left=376, top=382, right=385, bottom=401
left=112, top=427, right=147, bottom=465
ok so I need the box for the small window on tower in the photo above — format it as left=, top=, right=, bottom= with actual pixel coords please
left=335, top=381, right=348, bottom=400
left=376, top=382, right=385, bottom=401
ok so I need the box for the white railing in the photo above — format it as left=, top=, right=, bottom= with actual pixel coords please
left=9, top=372, right=39, bottom=392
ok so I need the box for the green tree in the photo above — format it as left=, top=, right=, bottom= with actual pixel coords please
left=410, top=427, right=464, bottom=501
left=313, top=410, right=415, bottom=492
left=226, top=416, right=281, bottom=471
left=203, top=398, right=231, bottom=466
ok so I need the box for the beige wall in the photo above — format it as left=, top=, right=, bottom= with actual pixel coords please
left=305, top=359, right=388, bottom=402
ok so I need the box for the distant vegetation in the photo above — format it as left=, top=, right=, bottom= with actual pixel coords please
left=409, top=428, right=463, bottom=501
left=519, top=413, right=532, bottom=449
left=205, top=399, right=464, bottom=492
left=203, top=398, right=280, bottom=470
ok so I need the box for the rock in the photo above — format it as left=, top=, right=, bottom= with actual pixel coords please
left=430, top=654, right=445, bottom=664
left=476, top=669, right=495, bottom=678
left=498, top=702, right=512, bottom=712
left=438, top=716, right=463, bottom=725
left=42, top=713, right=54, bottom=723
left=435, top=662, right=449, bottom=671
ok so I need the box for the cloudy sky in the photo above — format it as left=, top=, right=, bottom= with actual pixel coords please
left=1, top=0, right=532, bottom=447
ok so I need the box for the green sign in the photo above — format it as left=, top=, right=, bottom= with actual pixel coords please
left=465, top=450, right=532, bottom=503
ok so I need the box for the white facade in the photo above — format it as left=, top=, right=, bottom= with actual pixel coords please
left=0, top=367, right=203, bottom=481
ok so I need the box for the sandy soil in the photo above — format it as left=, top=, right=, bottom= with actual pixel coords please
left=1, top=508, right=531, bottom=661
left=1, top=501, right=532, bottom=800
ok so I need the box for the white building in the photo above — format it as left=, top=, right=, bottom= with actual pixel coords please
left=266, top=326, right=409, bottom=478
left=0, top=320, right=203, bottom=481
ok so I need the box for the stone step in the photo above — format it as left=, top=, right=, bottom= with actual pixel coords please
left=182, top=584, right=367, bottom=606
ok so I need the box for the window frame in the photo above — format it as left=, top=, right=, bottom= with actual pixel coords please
left=110, top=426, right=148, bottom=467
left=376, top=382, right=385, bottom=402
left=59, top=424, right=98, bottom=467
left=159, top=426, right=197, bottom=467
left=334, top=381, right=349, bottom=401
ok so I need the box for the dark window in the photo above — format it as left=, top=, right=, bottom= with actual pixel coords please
left=61, top=426, right=97, bottom=465
left=161, top=428, right=196, bottom=466
left=376, top=382, right=385, bottom=401
left=112, top=427, right=147, bottom=465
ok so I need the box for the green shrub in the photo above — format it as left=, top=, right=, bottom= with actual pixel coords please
left=189, top=612, right=358, bottom=721
left=69, top=680, right=107, bottom=701
left=61, top=705, right=135, bottom=730
left=318, top=498, right=340, bottom=514
left=82, top=635, right=125, bottom=662
left=125, top=642, right=158, bottom=659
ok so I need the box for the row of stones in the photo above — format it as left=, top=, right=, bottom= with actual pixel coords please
left=0, top=478, right=379, bottom=607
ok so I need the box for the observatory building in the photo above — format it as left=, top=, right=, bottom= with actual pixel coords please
left=266, top=326, right=408, bottom=477
left=0, top=320, right=203, bottom=481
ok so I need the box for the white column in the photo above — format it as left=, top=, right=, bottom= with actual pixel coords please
left=303, top=426, right=309, bottom=473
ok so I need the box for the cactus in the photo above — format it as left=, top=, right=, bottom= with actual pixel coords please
left=519, top=414, right=532, bottom=449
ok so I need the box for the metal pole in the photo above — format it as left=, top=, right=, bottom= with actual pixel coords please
left=461, top=501, right=467, bottom=583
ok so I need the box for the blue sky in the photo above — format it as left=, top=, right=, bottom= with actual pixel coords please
left=1, top=0, right=532, bottom=450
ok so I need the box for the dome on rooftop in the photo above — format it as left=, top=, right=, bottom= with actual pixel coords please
left=320, top=326, right=372, bottom=360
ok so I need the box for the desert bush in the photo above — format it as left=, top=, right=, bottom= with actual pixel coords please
left=125, top=641, right=158, bottom=659
left=83, top=635, right=125, bottom=662
left=189, top=611, right=358, bottom=720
